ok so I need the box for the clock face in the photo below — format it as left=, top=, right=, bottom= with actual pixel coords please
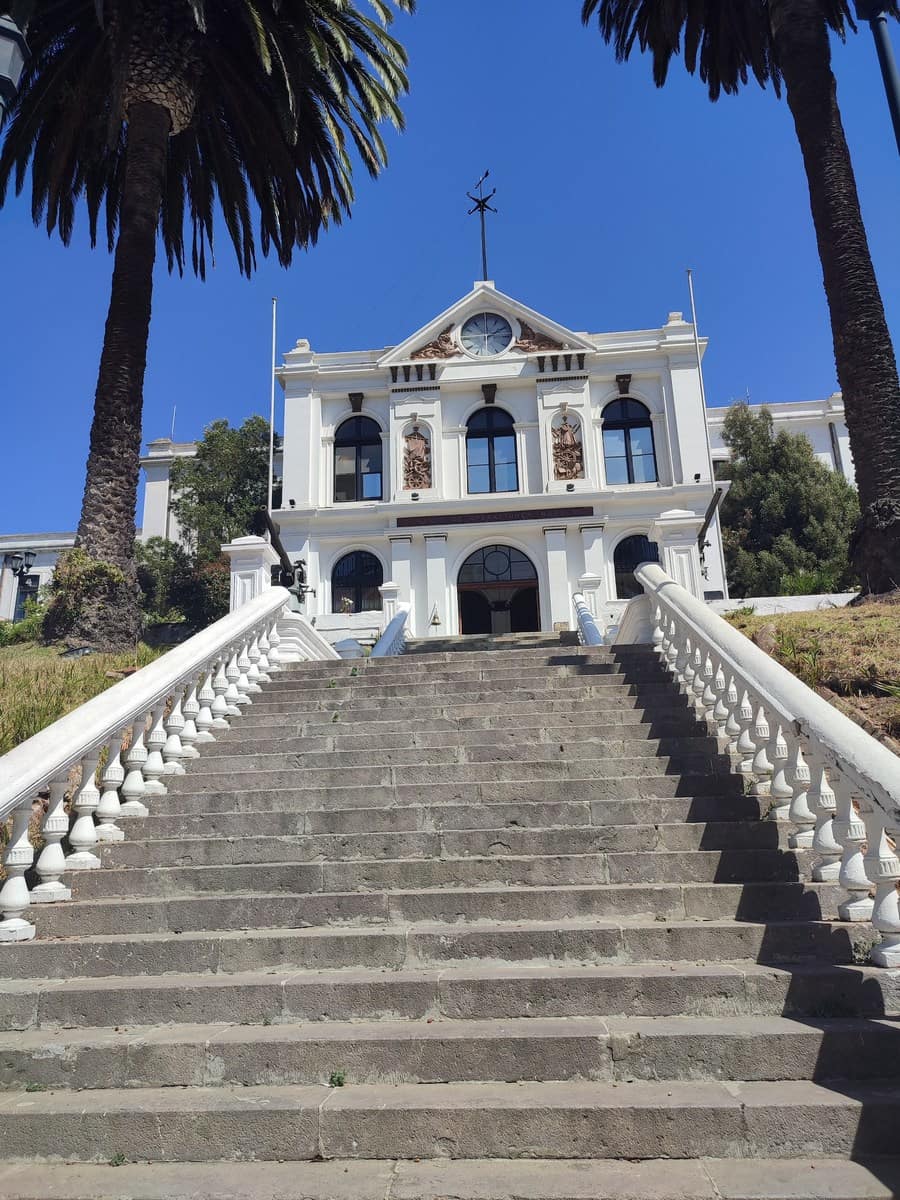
left=460, top=312, right=513, bottom=357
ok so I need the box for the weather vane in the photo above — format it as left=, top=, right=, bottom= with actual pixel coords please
left=467, top=170, right=497, bottom=282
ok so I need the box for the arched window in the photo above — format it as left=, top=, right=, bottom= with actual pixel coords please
left=602, top=399, right=658, bottom=485
left=466, top=408, right=518, bottom=494
left=331, top=551, right=383, bottom=612
left=614, top=534, right=659, bottom=600
left=334, top=417, right=383, bottom=503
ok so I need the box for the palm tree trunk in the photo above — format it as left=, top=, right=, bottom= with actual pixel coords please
left=770, top=0, right=900, bottom=594
left=70, top=100, right=170, bottom=649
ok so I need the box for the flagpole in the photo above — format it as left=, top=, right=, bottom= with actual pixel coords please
left=267, top=296, right=277, bottom=523
left=686, top=268, right=715, bottom=481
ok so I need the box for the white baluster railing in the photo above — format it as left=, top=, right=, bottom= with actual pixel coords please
left=635, top=560, right=900, bottom=968
left=370, top=605, right=411, bottom=658
left=0, top=587, right=338, bottom=943
left=572, top=593, right=604, bottom=646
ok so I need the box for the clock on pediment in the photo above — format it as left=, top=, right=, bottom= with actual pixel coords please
left=460, top=312, right=513, bottom=357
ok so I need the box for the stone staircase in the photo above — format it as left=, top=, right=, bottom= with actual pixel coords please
left=1, top=634, right=900, bottom=1199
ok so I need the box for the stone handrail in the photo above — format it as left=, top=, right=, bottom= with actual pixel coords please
left=370, top=605, right=411, bottom=658
left=572, top=592, right=604, bottom=646
left=0, top=588, right=336, bottom=943
left=635, top=560, right=900, bottom=968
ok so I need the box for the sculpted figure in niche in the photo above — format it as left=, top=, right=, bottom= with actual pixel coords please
left=403, top=425, right=431, bottom=490
left=552, top=414, right=584, bottom=481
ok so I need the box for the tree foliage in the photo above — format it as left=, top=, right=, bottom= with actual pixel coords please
left=169, top=416, right=278, bottom=564
left=718, top=403, right=859, bottom=597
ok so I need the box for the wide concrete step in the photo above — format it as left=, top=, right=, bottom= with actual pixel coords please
left=168, top=758, right=735, bottom=796
left=4, top=1014, right=900, bottom=1092
left=18, top=879, right=839, bottom=946
left=100, top=820, right=790, bottom=869
left=218, top=711, right=703, bottom=744
left=3, top=1078, right=900, bottom=1161
left=248, top=680, right=679, bottom=710
left=1, top=1158, right=898, bottom=1200
left=146, top=780, right=752, bottom=818
left=236, top=693, right=693, bottom=725
left=7, top=960, right=895, bottom=1032
left=126, top=797, right=767, bottom=840
left=68, top=848, right=808, bottom=902
left=262, top=664, right=668, bottom=694
left=6, top=914, right=860, bottom=979
left=201, top=727, right=714, bottom=759
left=182, top=745, right=726, bottom=777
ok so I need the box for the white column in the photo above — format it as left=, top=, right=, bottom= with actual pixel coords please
left=425, top=534, right=448, bottom=638
left=389, top=536, right=413, bottom=612
left=543, top=526, right=571, bottom=631
left=579, top=522, right=606, bottom=613
left=321, top=435, right=335, bottom=507
left=649, top=512, right=704, bottom=599
left=222, top=536, right=281, bottom=612
left=379, top=583, right=399, bottom=624
left=514, top=423, right=531, bottom=493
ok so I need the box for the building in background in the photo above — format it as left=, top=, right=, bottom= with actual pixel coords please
left=0, top=284, right=854, bottom=631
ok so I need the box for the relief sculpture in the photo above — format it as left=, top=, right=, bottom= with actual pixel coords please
left=411, top=325, right=457, bottom=360
left=552, top=415, right=584, bottom=481
left=403, top=425, right=431, bottom=490
left=515, top=321, right=566, bottom=353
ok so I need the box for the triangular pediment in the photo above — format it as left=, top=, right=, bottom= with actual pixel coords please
left=378, top=283, right=595, bottom=366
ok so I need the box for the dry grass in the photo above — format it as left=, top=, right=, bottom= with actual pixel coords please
left=724, top=601, right=900, bottom=741
left=0, top=643, right=162, bottom=757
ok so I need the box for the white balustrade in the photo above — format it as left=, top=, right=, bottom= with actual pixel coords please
left=572, top=593, right=604, bottom=646
left=634, top=560, right=900, bottom=968
left=0, top=587, right=339, bottom=943
left=371, top=605, right=412, bottom=658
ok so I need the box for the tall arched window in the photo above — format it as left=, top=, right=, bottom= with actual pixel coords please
left=602, top=399, right=658, bottom=485
left=331, top=551, right=383, bottom=612
left=614, top=534, right=659, bottom=600
left=334, top=417, right=383, bottom=503
left=466, top=408, right=518, bottom=494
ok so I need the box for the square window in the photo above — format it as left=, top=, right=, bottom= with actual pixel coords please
left=494, top=462, right=518, bottom=492
left=467, top=437, right=490, bottom=467
left=603, top=428, right=627, bottom=458
left=468, top=465, right=491, bottom=494
left=362, top=472, right=382, bottom=499
left=605, top=457, right=630, bottom=486
left=632, top=454, right=657, bottom=484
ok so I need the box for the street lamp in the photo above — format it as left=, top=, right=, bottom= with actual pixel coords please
left=3, top=550, right=36, bottom=578
left=855, top=2, right=900, bottom=156
left=0, top=3, right=33, bottom=121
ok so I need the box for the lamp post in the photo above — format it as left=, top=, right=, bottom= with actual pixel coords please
left=855, top=2, right=900, bottom=156
left=0, top=2, right=33, bottom=121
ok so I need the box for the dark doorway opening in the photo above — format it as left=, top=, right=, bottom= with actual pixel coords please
left=457, top=545, right=540, bottom=635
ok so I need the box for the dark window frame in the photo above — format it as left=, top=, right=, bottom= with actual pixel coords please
left=331, top=550, right=384, bottom=613
left=466, top=407, right=519, bottom=495
left=334, top=416, right=383, bottom=504
left=13, top=573, right=40, bottom=623
left=613, top=535, right=660, bottom=600
left=601, top=398, right=658, bottom=486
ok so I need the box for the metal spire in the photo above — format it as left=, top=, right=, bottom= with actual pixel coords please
left=467, top=170, right=497, bottom=282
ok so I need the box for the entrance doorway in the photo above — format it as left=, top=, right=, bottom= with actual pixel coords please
left=457, top=545, right=540, bottom=635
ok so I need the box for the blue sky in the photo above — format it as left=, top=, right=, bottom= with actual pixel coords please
left=1, top=1, right=899, bottom=534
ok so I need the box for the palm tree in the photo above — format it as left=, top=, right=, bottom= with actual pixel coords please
left=582, top=0, right=900, bottom=595
left=0, top=0, right=414, bottom=648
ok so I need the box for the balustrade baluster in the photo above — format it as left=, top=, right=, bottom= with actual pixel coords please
left=180, top=678, right=201, bottom=758
left=833, top=778, right=873, bottom=922
left=765, top=717, right=793, bottom=822
left=786, top=741, right=815, bottom=849
left=710, top=660, right=729, bottom=741
left=120, top=716, right=150, bottom=817
left=246, top=636, right=263, bottom=693
left=750, top=702, right=773, bottom=799
left=267, top=619, right=283, bottom=671
left=142, top=702, right=168, bottom=794
left=194, top=668, right=217, bottom=744
left=0, top=797, right=37, bottom=940
left=723, top=676, right=742, bottom=761
left=736, top=690, right=757, bottom=780
left=664, top=617, right=680, bottom=676
left=163, top=690, right=187, bottom=775
left=66, top=750, right=102, bottom=869
left=866, top=813, right=900, bottom=967
left=95, top=734, right=125, bottom=842
left=224, top=651, right=243, bottom=716
left=651, top=605, right=665, bottom=656
left=211, top=657, right=232, bottom=728
left=697, top=652, right=717, bottom=728
left=235, top=641, right=253, bottom=706
left=809, top=756, right=842, bottom=882
left=680, top=636, right=696, bottom=696
left=31, top=776, right=72, bottom=903
left=256, top=629, right=272, bottom=682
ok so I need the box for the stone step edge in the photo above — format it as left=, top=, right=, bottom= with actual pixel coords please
left=0, top=1158, right=897, bottom=1200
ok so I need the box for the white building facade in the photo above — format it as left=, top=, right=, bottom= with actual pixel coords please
left=269, top=282, right=728, bottom=639
left=0, top=284, right=856, bottom=634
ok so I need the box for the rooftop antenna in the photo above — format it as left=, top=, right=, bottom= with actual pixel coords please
left=170, top=405, right=176, bottom=441
left=467, top=170, right=497, bottom=282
